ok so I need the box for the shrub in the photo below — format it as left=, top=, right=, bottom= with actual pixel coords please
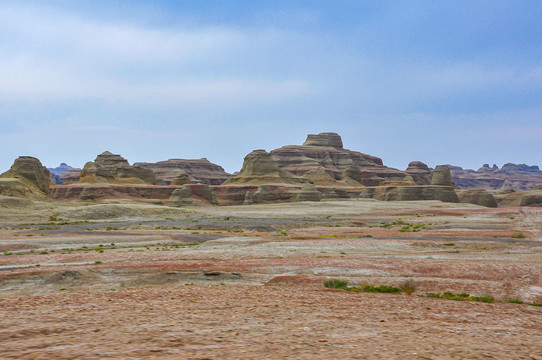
left=511, top=233, right=526, bottom=239
left=400, top=280, right=416, bottom=295
left=323, top=279, right=349, bottom=289
left=505, top=298, right=523, bottom=304
left=360, top=284, right=401, bottom=293
left=443, top=243, right=455, bottom=246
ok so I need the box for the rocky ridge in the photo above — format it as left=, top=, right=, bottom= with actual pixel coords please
left=134, top=158, right=231, bottom=185
left=448, top=163, right=542, bottom=192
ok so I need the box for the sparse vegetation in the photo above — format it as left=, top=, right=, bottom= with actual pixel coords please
left=323, top=280, right=408, bottom=294
left=511, top=233, right=526, bottom=239
left=323, top=279, right=349, bottom=289
left=425, top=291, right=494, bottom=303
left=400, top=280, right=416, bottom=295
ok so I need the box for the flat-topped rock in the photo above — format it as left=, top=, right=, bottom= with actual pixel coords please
left=270, top=132, right=405, bottom=186
left=431, top=165, right=455, bottom=187
left=134, top=158, right=231, bottom=185
left=302, top=132, right=344, bottom=148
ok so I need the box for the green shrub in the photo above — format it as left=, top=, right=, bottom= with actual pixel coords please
left=505, top=298, right=523, bottom=304
left=443, top=243, right=455, bottom=246
left=360, top=284, right=401, bottom=293
left=511, top=233, right=526, bottom=239
left=323, top=279, right=349, bottom=289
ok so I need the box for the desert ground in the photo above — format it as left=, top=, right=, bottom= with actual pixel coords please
left=1, top=198, right=541, bottom=359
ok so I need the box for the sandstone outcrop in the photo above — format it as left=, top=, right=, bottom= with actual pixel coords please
left=224, top=150, right=308, bottom=185
left=134, top=158, right=231, bottom=185
left=431, top=165, right=455, bottom=187
left=448, top=163, right=542, bottom=192
left=457, top=189, right=498, bottom=208
left=342, top=167, right=362, bottom=184
left=405, top=161, right=432, bottom=185
left=304, top=167, right=339, bottom=186
left=48, top=164, right=83, bottom=185
left=270, top=132, right=406, bottom=186
left=303, top=132, right=344, bottom=148
left=0, top=156, right=51, bottom=200
left=495, top=189, right=542, bottom=207
left=170, top=170, right=191, bottom=186
left=373, top=185, right=459, bottom=203
left=59, top=168, right=82, bottom=185
left=79, top=152, right=156, bottom=185
left=295, top=184, right=322, bottom=202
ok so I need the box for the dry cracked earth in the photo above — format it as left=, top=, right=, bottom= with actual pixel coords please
left=1, top=199, right=541, bottom=359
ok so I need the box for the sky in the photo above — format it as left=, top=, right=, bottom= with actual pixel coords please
left=1, top=0, right=541, bottom=174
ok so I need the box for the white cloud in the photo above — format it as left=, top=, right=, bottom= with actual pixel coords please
left=0, top=4, right=313, bottom=107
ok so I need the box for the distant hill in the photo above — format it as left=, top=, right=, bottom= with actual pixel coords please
left=447, top=163, right=542, bottom=192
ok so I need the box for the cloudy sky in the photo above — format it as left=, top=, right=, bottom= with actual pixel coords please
left=1, top=0, right=541, bottom=173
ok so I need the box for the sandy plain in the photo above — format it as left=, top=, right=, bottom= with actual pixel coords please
left=0, top=199, right=541, bottom=359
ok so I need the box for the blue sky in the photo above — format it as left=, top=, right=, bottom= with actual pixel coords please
left=1, top=0, right=541, bottom=173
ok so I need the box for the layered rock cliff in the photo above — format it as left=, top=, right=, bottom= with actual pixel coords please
left=79, top=152, right=156, bottom=185
left=448, top=163, right=542, bottom=192
left=224, top=150, right=308, bottom=185
left=270, top=132, right=406, bottom=186
left=0, top=156, right=51, bottom=200
left=134, top=158, right=231, bottom=185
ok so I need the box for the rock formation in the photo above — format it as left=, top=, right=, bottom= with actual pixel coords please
left=405, top=161, right=432, bottom=185
left=79, top=152, right=156, bottom=185
left=431, top=165, right=455, bottom=187
left=170, top=170, right=191, bottom=186
left=304, top=167, right=338, bottom=185
left=456, top=190, right=498, bottom=208
left=303, top=132, right=344, bottom=148
left=495, top=188, right=542, bottom=207
left=0, top=156, right=51, bottom=199
left=224, top=150, right=308, bottom=185
left=270, top=132, right=406, bottom=186
left=48, top=164, right=83, bottom=185
left=342, top=166, right=362, bottom=184
left=168, top=184, right=217, bottom=207
left=134, top=158, right=231, bottom=185
left=59, top=168, right=82, bottom=185
left=295, top=184, right=322, bottom=202
left=447, top=163, right=542, bottom=192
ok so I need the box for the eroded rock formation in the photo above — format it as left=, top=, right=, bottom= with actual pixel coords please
left=79, top=152, right=156, bottom=185
left=224, top=150, right=308, bottom=185
left=270, top=132, right=406, bottom=186
left=457, top=190, right=498, bottom=208
left=405, top=161, right=432, bottom=185
left=448, top=163, right=542, bottom=192
left=0, top=156, right=51, bottom=199
left=431, top=165, right=455, bottom=187
left=171, top=170, right=191, bottom=186
left=134, top=158, right=231, bottom=185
